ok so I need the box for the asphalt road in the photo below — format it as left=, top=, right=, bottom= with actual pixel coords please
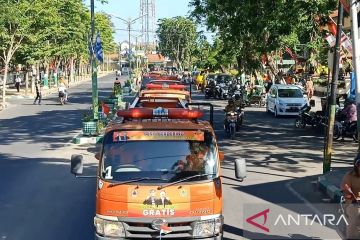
left=0, top=75, right=356, bottom=240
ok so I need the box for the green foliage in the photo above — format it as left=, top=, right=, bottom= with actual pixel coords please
left=190, top=0, right=337, bottom=73
left=0, top=0, right=115, bottom=67
left=157, top=16, right=198, bottom=69
left=113, top=84, right=122, bottom=97
left=83, top=112, right=92, bottom=122
left=95, top=12, right=116, bottom=53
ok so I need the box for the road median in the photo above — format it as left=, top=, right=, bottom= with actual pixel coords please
left=318, top=169, right=348, bottom=203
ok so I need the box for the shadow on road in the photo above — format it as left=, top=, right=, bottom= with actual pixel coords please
left=0, top=109, right=83, bottom=146
left=0, top=153, right=97, bottom=240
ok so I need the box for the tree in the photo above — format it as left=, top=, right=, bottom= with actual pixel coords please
left=157, top=16, right=198, bottom=69
left=190, top=0, right=336, bottom=75
left=193, top=36, right=235, bottom=72
left=0, top=0, right=53, bottom=103
left=0, top=0, right=115, bottom=102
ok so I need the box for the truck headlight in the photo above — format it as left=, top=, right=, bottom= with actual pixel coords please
left=94, top=216, right=125, bottom=238
left=193, top=217, right=222, bottom=237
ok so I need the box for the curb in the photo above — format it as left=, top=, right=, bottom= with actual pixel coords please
left=73, top=133, right=103, bottom=145
left=318, top=175, right=342, bottom=203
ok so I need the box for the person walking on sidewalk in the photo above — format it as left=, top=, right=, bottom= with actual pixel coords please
left=34, top=80, right=42, bottom=105
left=341, top=154, right=360, bottom=239
left=15, top=75, right=21, bottom=92
left=305, top=78, right=314, bottom=100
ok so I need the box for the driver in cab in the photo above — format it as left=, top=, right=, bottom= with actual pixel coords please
left=172, top=142, right=208, bottom=173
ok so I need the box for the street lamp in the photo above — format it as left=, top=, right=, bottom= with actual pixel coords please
left=131, top=33, right=143, bottom=50
left=110, top=13, right=148, bottom=62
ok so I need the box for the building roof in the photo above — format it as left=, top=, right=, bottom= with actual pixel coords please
left=147, top=54, right=166, bottom=63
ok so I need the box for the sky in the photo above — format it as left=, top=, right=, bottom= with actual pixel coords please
left=95, top=0, right=213, bottom=44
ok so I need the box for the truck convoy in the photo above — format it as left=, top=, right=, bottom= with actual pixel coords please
left=70, top=73, right=246, bottom=239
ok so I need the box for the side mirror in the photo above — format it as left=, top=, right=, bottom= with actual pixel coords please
left=271, top=94, right=276, bottom=98
left=235, top=158, right=247, bottom=181
left=219, top=151, right=225, bottom=161
left=71, top=154, right=83, bottom=176
left=310, top=99, right=315, bottom=107
left=95, top=152, right=101, bottom=160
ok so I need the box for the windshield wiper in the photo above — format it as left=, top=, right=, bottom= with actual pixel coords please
left=108, top=177, right=167, bottom=187
left=158, top=173, right=215, bottom=190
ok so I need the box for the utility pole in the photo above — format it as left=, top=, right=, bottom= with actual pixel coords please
left=350, top=0, right=360, bottom=151
left=128, top=21, right=131, bottom=69
left=90, top=0, right=98, bottom=120
left=324, top=1, right=343, bottom=173
left=118, top=42, right=122, bottom=70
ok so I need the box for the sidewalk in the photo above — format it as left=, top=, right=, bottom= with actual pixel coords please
left=0, top=71, right=112, bottom=111
left=318, top=168, right=350, bottom=203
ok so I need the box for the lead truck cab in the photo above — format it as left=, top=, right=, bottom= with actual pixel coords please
left=71, top=107, right=246, bottom=240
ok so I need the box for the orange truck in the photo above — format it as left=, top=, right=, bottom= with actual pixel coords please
left=70, top=107, right=247, bottom=240
left=139, top=84, right=191, bottom=103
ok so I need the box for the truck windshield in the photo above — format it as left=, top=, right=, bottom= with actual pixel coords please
left=101, top=132, right=218, bottom=183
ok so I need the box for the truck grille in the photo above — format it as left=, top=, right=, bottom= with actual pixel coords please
left=123, top=221, right=193, bottom=239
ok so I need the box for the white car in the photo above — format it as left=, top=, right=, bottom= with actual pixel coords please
left=121, top=67, right=132, bottom=75
left=266, top=84, right=308, bottom=117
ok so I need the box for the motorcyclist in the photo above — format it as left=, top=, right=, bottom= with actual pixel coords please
left=196, top=71, right=205, bottom=90
left=224, top=98, right=237, bottom=113
left=234, top=93, right=243, bottom=109
left=339, top=98, right=357, bottom=140
left=58, top=82, right=68, bottom=101
left=114, top=77, right=121, bottom=86
left=342, top=98, right=357, bottom=122
left=341, top=153, right=360, bottom=239
left=207, top=79, right=216, bottom=88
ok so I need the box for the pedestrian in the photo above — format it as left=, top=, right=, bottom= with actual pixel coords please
left=341, top=153, right=360, bottom=239
left=34, top=80, right=42, bottom=105
left=305, top=78, right=314, bottom=100
left=15, top=75, right=21, bottom=92
left=339, top=63, right=345, bottom=81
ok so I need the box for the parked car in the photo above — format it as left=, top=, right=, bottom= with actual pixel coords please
left=266, top=84, right=308, bottom=117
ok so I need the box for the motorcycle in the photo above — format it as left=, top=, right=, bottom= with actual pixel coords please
left=224, top=108, right=244, bottom=139
left=215, top=81, right=230, bottom=100
left=330, top=108, right=358, bottom=141
left=333, top=120, right=358, bottom=141
left=59, top=91, right=66, bottom=105
left=205, top=82, right=216, bottom=99
left=225, top=111, right=237, bottom=139
left=295, top=105, right=323, bottom=129
left=221, top=86, right=229, bottom=99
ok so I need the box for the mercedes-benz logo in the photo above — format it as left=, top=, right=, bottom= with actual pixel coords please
left=151, top=219, right=167, bottom=231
